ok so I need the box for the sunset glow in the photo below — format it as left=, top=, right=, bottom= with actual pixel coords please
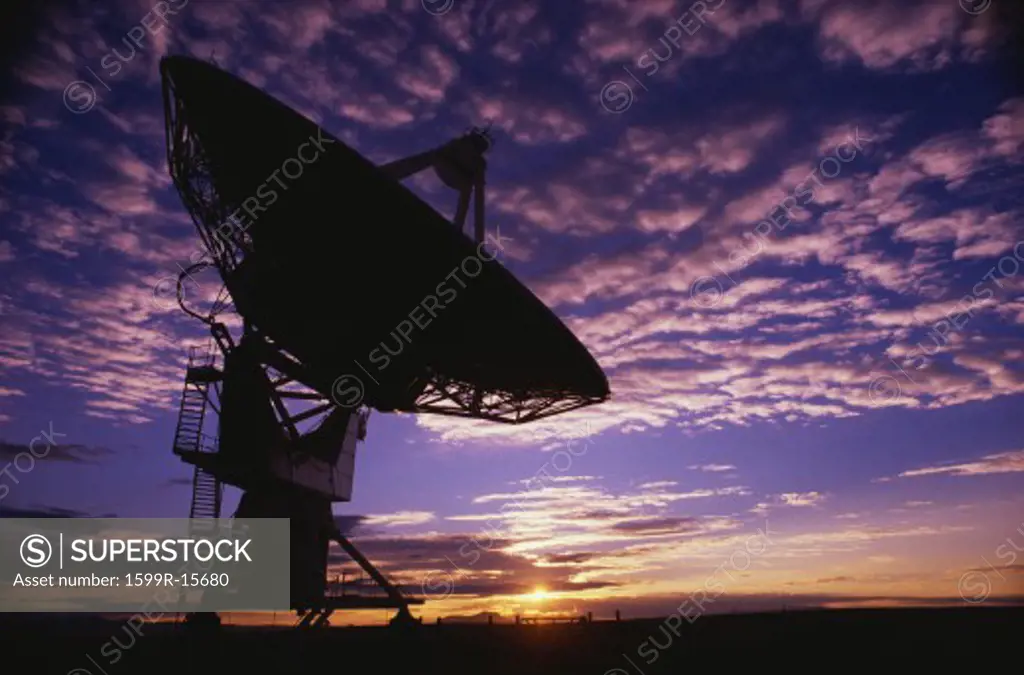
left=526, top=587, right=550, bottom=602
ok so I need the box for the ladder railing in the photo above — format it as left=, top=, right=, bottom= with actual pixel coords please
left=189, top=444, right=222, bottom=518
left=171, top=344, right=223, bottom=520
left=172, top=346, right=214, bottom=454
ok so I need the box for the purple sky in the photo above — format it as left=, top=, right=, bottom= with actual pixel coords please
left=1, top=0, right=1023, bottom=621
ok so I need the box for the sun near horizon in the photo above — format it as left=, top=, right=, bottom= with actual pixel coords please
left=525, top=586, right=550, bottom=602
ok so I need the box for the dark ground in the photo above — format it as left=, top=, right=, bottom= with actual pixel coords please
left=7, top=607, right=1020, bottom=674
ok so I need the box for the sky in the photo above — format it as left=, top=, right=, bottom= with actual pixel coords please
left=1, top=0, right=1024, bottom=625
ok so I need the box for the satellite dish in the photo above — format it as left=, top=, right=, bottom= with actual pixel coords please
left=159, top=55, right=610, bottom=627
left=161, top=55, right=607, bottom=421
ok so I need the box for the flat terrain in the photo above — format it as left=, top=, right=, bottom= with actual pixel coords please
left=8, top=607, right=1021, bottom=674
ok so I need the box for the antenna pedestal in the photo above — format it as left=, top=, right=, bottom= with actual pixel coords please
left=174, top=324, right=420, bottom=627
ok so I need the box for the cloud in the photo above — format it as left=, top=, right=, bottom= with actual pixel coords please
left=362, top=511, right=437, bottom=527
left=333, top=514, right=369, bottom=537
left=539, top=552, right=598, bottom=566
left=967, top=564, right=1024, bottom=576
left=322, top=477, right=761, bottom=603
left=0, top=275, right=213, bottom=425
left=0, top=441, right=114, bottom=464
left=394, top=45, right=460, bottom=103
left=982, top=98, right=1024, bottom=158
left=611, top=516, right=703, bottom=535
left=893, top=208, right=1018, bottom=261
left=779, top=492, right=826, bottom=507
left=893, top=449, right=1024, bottom=479
left=752, top=491, right=826, bottom=513
left=464, top=92, right=588, bottom=145
left=339, top=94, right=416, bottom=129
left=804, top=0, right=1001, bottom=72
left=446, top=479, right=748, bottom=561
left=637, top=480, right=677, bottom=489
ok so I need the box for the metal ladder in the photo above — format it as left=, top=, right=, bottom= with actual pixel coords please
left=172, top=345, right=223, bottom=519
left=188, top=439, right=221, bottom=519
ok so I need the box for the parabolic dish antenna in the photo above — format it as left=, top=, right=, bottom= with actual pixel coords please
left=159, top=55, right=610, bottom=627
left=161, top=55, right=609, bottom=424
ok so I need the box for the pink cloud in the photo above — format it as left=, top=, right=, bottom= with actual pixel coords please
left=465, top=92, right=588, bottom=145
left=395, top=45, right=460, bottom=103
left=897, top=449, right=1024, bottom=478
left=806, top=0, right=997, bottom=71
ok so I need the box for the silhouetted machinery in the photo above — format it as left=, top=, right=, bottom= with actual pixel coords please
left=159, top=55, right=609, bottom=627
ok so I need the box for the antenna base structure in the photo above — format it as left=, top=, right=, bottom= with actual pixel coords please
left=167, top=316, right=422, bottom=626
left=159, top=55, right=611, bottom=628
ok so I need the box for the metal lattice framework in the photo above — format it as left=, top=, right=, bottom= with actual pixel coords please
left=414, top=374, right=603, bottom=423
left=163, top=75, right=248, bottom=277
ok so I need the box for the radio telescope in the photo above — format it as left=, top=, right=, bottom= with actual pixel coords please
left=159, top=55, right=609, bottom=627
